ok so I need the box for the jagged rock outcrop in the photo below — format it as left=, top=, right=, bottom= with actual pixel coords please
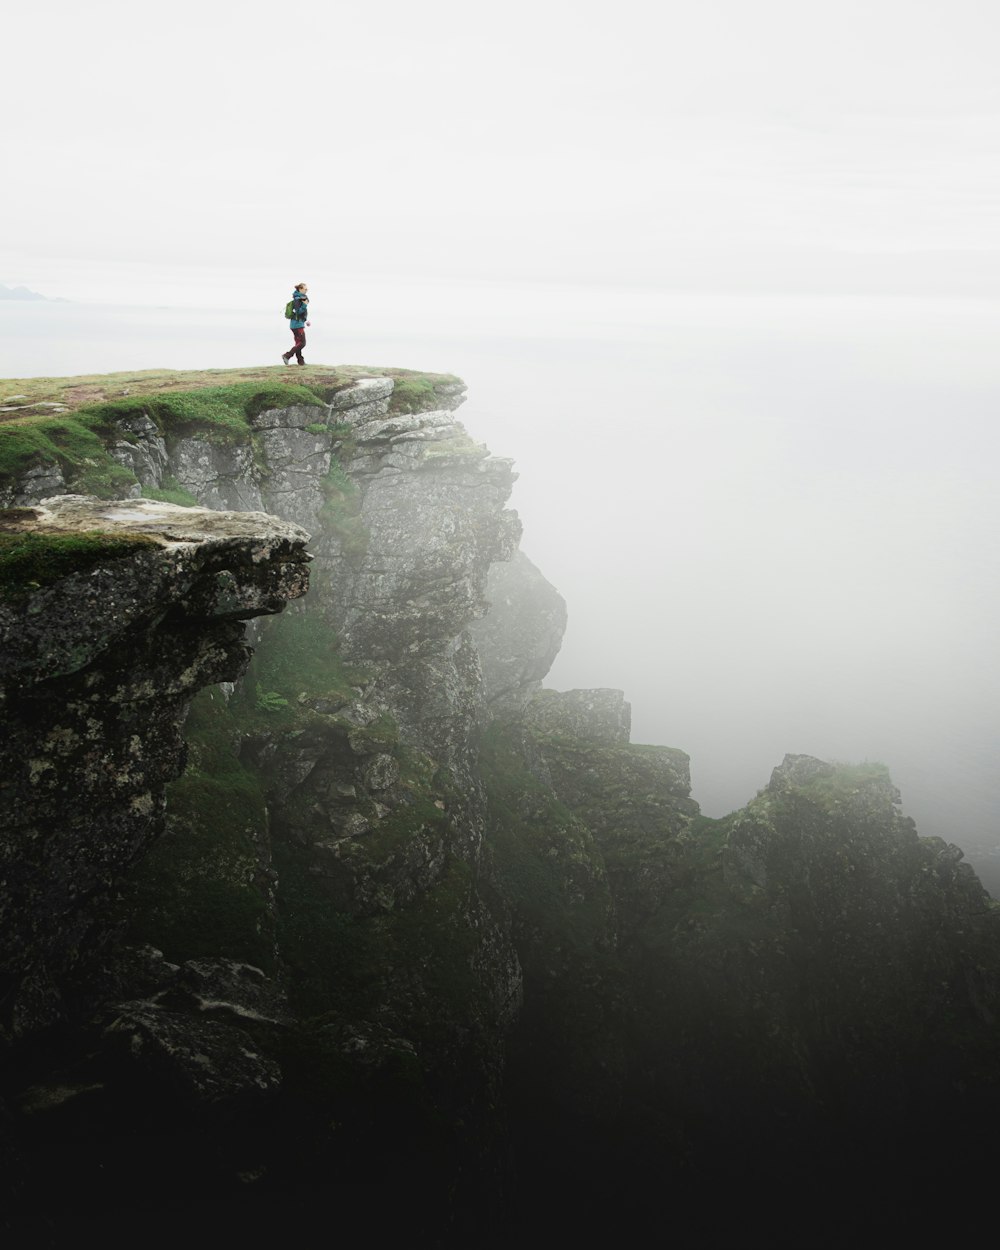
left=713, top=752, right=1000, bottom=1068
left=516, top=691, right=695, bottom=937
left=481, top=720, right=1000, bottom=1242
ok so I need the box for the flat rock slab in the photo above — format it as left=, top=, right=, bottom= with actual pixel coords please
left=24, top=494, right=310, bottom=548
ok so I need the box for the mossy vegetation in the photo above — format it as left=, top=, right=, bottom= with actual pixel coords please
left=514, top=733, right=695, bottom=914
left=0, top=365, right=464, bottom=497
left=276, top=837, right=478, bottom=1037
left=347, top=711, right=400, bottom=754
left=0, top=363, right=463, bottom=417
left=320, top=460, right=369, bottom=564
left=0, top=524, right=157, bottom=598
left=140, top=476, right=199, bottom=507
left=78, top=381, right=322, bottom=446
left=120, top=609, right=375, bottom=974
left=382, top=371, right=462, bottom=414
left=686, top=813, right=733, bottom=867
left=787, top=760, right=893, bottom=807
left=119, top=687, right=275, bottom=968
left=362, top=788, right=448, bottom=862
left=231, top=606, right=367, bottom=729
left=480, top=722, right=613, bottom=956
left=0, top=412, right=137, bottom=497
left=0, top=365, right=341, bottom=415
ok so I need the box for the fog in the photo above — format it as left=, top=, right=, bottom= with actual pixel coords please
left=2, top=0, right=999, bottom=874
left=418, top=286, right=1000, bottom=870
left=3, top=282, right=998, bottom=879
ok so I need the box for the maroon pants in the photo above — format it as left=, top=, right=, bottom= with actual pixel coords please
left=288, top=327, right=306, bottom=363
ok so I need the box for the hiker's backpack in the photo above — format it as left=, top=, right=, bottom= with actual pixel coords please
left=284, top=300, right=295, bottom=320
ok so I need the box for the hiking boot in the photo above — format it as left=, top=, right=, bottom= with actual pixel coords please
left=297, top=360, right=305, bottom=365
left=281, top=353, right=291, bottom=365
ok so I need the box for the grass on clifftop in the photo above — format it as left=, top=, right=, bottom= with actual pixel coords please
left=0, top=364, right=463, bottom=420
left=0, top=365, right=464, bottom=496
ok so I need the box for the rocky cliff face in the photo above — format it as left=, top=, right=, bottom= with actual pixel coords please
left=2, top=369, right=999, bottom=1245
left=1, top=371, right=528, bottom=1241
left=0, top=496, right=309, bottom=1044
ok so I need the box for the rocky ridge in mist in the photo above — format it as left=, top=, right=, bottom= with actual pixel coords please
left=1, top=369, right=998, bottom=1245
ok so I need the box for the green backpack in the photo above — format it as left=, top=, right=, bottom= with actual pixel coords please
left=284, top=300, right=295, bottom=320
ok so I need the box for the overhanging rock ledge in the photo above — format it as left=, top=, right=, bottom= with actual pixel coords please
left=0, top=495, right=311, bottom=1040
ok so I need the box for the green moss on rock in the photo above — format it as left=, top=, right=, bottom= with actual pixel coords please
left=0, top=367, right=465, bottom=502
left=80, top=382, right=322, bottom=446
left=480, top=722, right=613, bottom=957
left=386, top=372, right=462, bottom=414
left=231, top=607, right=368, bottom=730
left=119, top=687, right=275, bottom=969
left=140, top=476, right=200, bottom=507
left=320, top=460, right=368, bottom=564
left=0, top=525, right=157, bottom=598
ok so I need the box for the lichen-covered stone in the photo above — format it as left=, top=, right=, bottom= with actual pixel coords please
left=328, top=377, right=394, bottom=412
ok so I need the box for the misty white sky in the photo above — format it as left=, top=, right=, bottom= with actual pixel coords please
left=3, top=1, right=999, bottom=857
left=4, top=0, right=1000, bottom=303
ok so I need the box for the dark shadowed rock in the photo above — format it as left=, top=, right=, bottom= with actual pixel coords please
left=0, top=496, right=310, bottom=1041
left=101, top=1000, right=282, bottom=1106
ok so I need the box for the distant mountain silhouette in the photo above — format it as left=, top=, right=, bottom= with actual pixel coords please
left=0, top=283, right=67, bottom=301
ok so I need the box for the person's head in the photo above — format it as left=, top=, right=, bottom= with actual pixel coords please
left=295, top=282, right=308, bottom=293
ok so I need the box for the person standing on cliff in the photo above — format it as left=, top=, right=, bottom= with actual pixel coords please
left=282, top=283, right=310, bottom=366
